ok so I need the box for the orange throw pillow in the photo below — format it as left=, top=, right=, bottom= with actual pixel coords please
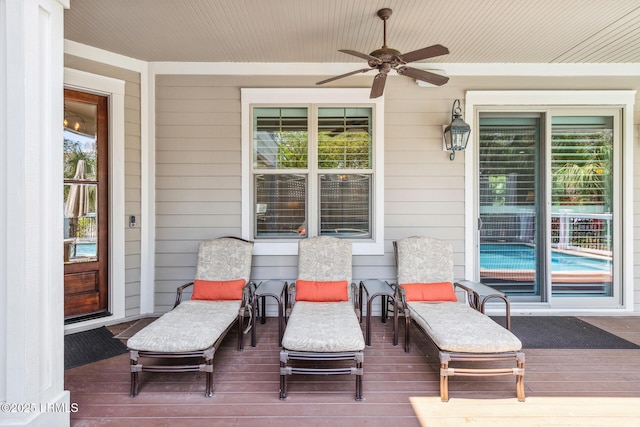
left=401, top=282, right=457, bottom=302
left=295, top=280, right=349, bottom=302
left=191, top=279, right=246, bottom=301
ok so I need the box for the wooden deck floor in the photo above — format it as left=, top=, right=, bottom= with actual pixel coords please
left=65, top=316, right=640, bottom=426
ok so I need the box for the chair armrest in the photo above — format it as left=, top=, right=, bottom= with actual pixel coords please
left=454, top=279, right=507, bottom=309
left=351, top=282, right=361, bottom=320
left=174, top=281, right=194, bottom=308
left=392, top=283, right=408, bottom=308
left=285, top=280, right=296, bottom=318
left=242, top=281, right=256, bottom=307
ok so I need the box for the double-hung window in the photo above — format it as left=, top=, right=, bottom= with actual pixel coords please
left=242, top=89, right=384, bottom=255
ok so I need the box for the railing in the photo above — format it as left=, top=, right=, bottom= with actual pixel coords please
left=552, top=211, right=612, bottom=253
left=480, top=208, right=612, bottom=255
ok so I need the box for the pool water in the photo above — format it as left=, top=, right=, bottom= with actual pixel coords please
left=75, top=242, right=97, bottom=257
left=480, top=244, right=611, bottom=272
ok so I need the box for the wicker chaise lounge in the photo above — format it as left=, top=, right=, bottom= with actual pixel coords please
left=393, top=236, right=525, bottom=402
left=280, top=236, right=365, bottom=400
left=127, top=237, right=255, bottom=397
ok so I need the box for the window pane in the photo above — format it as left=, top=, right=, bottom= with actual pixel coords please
left=318, top=107, right=371, bottom=169
left=478, top=117, right=540, bottom=297
left=551, top=116, right=613, bottom=296
left=63, top=99, right=98, bottom=264
left=253, top=107, right=308, bottom=169
left=64, top=183, right=98, bottom=262
left=255, top=174, right=307, bottom=238
left=319, top=174, right=371, bottom=238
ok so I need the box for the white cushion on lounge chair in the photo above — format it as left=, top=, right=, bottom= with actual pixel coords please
left=408, top=301, right=522, bottom=353
left=127, top=300, right=241, bottom=353
left=282, top=301, right=365, bottom=353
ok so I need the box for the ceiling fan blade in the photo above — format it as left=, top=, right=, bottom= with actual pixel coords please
left=398, top=44, right=449, bottom=64
left=316, top=68, right=373, bottom=85
left=397, top=66, right=449, bottom=86
left=369, top=73, right=387, bottom=98
left=339, top=49, right=382, bottom=64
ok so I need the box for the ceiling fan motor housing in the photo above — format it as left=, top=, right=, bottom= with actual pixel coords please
left=368, top=47, right=403, bottom=67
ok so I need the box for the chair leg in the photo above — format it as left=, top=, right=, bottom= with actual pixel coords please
left=404, top=316, right=411, bottom=353
left=130, top=371, right=139, bottom=398
left=440, top=361, right=449, bottom=402
left=129, top=351, right=139, bottom=397
left=251, top=297, right=257, bottom=347
left=205, top=363, right=214, bottom=397
left=516, top=352, right=526, bottom=402
left=279, top=351, right=288, bottom=400
left=237, top=315, right=244, bottom=351
left=355, top=354, right=363, bottom=401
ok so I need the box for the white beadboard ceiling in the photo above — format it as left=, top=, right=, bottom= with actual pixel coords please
left=64, top=0, right=640, bottom=64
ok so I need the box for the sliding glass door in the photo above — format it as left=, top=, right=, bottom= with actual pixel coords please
left=550, top=116, right=614, bottom=297
left=478, top=110, right=618, bottom=305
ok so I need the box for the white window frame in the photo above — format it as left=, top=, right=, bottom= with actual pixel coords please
left=241, top=88, right=384, bottom=256
left=465, top=90, right=635, bottom=312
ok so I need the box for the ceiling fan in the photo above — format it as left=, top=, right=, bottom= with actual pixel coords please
left=317, top=8, right=450, bottom=98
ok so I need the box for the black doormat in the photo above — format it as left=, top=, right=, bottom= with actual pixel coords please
left=65, top=326, right=128, bottom=370
left=492, top=316, right=640, bottom=349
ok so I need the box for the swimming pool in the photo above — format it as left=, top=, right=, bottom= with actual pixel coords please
left=481, top=243, right=612, bottom=296
left=480, top=244, right=611, bottom=273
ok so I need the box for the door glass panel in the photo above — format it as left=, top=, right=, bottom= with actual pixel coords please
left=63, top=99, right=98, bottom=263
left=478, top=117, right=540, bottom=297
left=550, top=116, right=613, bottom=296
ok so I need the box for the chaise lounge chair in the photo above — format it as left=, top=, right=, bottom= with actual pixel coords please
left=127, top=236, right=254, bottom=397
left=279, top=236, right=365, bottom=400
left=393, top=236, right=525, bottom=401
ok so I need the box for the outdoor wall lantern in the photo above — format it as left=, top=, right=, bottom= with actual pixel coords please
left=442, top=99, right=471, bottom=160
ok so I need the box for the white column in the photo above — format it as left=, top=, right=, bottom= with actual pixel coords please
left=1, top=0, right=70, bottom=426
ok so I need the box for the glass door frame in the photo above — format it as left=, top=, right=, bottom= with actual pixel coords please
left=464, top=91, right=635, bottom=311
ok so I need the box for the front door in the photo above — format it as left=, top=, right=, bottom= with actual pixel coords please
left=63, top=89, right=109, bottom=320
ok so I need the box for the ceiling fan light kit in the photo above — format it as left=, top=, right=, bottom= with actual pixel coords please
left=317, top=8, right=450, bottom=98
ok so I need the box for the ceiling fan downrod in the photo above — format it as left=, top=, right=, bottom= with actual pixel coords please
left=378, top=8, right=392, bottom=48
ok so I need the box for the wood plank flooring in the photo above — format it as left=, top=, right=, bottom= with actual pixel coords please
left=65, top=316, right=640, bottom=426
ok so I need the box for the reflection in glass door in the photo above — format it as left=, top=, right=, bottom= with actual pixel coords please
left=550, top=116, right=614, bottom=297
left=478, top=116, right=541, bottom=298
left=64, top=99, right=98, bottom=263
left=63, top=89, right=109, bottom=320
left=478, top=113, right=616, bottom=303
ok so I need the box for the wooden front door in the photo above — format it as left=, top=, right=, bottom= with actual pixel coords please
left=63, top=89, right=109, bottom=320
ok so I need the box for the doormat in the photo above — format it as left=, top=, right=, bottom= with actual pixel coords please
left=492, top=316, right=640, bottom=349
left=64, top=326, right=128, bottom=370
